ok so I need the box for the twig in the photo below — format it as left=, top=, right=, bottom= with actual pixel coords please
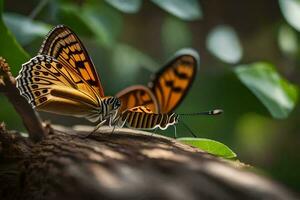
left=0, top=57, right=45, bottom=142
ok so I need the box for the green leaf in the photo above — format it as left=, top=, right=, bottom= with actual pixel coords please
left=59, top=3, right=122, bottom=48
left=178, top=138, right=237, bottom=159
left=3, top=13, right=51, bottom=46
left=279, top=0, right=300, bottom=32
left=0, top=96, right=23, bottom=131
left=151, top=0, right=202, bottom=21
left=162, top=16, right=192, bottom=56
left=206, top=25, right=242, bottom=64
left=235, top=63, right=298, bottom=119
left=0, top=0, right=29, bottom=75
left=105, top=0, right=142, bottom=13
left=0, top=0, right=29, bottom=131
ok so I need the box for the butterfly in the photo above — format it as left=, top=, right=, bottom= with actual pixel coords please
left=16, top=25, right=121, bottom=125
left=113, top=49, right=201, bottom=131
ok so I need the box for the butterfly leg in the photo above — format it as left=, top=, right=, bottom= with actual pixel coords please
left=173, top=125, right=177, bottom=139
left=92, top=119, right=107, bottom=134
left=108, top=116, right=112, bottom=127
left=80, top=119, right=107, bottom=138
left=110, top=124, right=117, bottom=135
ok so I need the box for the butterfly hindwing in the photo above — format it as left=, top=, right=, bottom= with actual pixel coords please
left=39, top=25, right=105, bottom=98
left=116, top=85, right=159, bottom=113
left=149, top=49, right=200, bottom=113
left=16, top=55, right=101, bottom=122
left=117, top=49, right=200, bottom=114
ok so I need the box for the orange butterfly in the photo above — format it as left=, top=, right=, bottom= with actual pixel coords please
left=114, top=49, right=202, bottom=131
left=117, top=49, right=199, bottom=113
left=16, top=25, right=121, bottom=125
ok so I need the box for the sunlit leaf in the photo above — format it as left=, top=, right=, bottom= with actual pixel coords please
left=178, top=137, right=237, bottom=159
left=207, top=25, right=242, bottom=64
left=0, top=0, right=29, bottom=74
left=105, top=0, right=142, bottom=13
left=3, top=13, right=51, bottom=46
left=235, top=63, right=298, bottom=119
left=151, top=0, right=202, bottom=21
left=278, top=24, right=298, bottom=56
left=279, top=0, right=300, bottom=32
left=162, top=16, right=192, bottom=56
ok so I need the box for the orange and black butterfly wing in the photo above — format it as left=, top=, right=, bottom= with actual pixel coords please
left=16, top=55, right=101, bottom=122
left=149, top=48, right=200, bottom=113
left=39, top=25, right=105, bottom=97
left=116, top=85, right=159, bottom=113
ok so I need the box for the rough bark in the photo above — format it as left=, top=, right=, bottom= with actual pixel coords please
left=0, top=124, right=298, bottom=200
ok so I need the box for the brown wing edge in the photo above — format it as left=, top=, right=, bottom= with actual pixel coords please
left=116, top=85, right=159, bottom=113
left=38, top=24, right=105, bottom=97
left=148, top=48, right=200, bottom=113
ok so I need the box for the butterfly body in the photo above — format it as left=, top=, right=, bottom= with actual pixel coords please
left=116, top=106, right=179, bottom=130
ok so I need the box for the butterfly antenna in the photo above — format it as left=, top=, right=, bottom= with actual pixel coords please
left=179, top=120, right=197, bottom=138
left=179, top=109, right=223, bottom=116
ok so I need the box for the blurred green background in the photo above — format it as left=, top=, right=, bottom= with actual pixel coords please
left=0, top=0, right=299, bottom=192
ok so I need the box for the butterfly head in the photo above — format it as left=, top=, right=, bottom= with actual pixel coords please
left=111, top=97, right=121, bottom=111
left=101, top=96, right=121, bottom=117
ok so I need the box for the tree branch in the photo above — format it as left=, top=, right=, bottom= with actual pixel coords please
left=0, top=124, right=298, bottom=200
left=0, top=57, right=46, bottom=142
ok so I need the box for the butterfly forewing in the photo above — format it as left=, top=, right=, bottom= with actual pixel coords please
left=39, top=25, right=105, bottom=98
left=16, top=55, right=101, bottom=122
left=149, top=51, right=199, bottom=113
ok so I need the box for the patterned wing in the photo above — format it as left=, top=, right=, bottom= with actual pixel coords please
left=16, top=55, right=101, bottom=122
left=39, top=25, right=105, bottom=97
left=116, top=85, right=159, bottom=113
left=149, top=49, right=200, bottom=113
